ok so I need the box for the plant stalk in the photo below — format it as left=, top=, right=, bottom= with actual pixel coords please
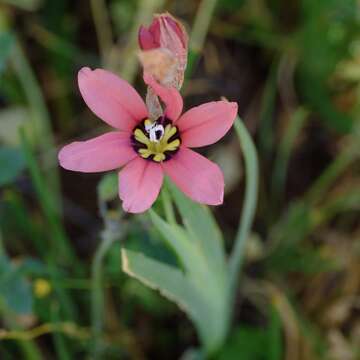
left=91, top=229, right=117, bottom=357
left=228, top=117, right=259, bottom=302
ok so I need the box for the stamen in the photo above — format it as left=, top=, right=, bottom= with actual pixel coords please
left=131, top=118, right=181, bottom=162
left=144, top=120, right=165, bottom=143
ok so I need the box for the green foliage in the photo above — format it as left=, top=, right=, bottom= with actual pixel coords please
left=1, top=0, right=41, bottom=11
left=0, top=147, right=25, bottom=186
left=97, top=172, right=118, bottom=202
left=122, top=203, right=230, bottom=355
left=0, top=255, right=33, bottom=315
left=219, top=307, right=282, bottom=360
left=0, top=32, right=14, bottom=74
left=169, top=182, right=227, bottom=274
left=1, top=0, right=359, bottom=358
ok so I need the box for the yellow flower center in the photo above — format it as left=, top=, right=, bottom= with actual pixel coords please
left=131, top=118, right=181, bottom=162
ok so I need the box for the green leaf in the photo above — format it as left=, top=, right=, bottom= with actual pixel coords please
left=0, top=32, right=14, bottom=74
left=0, top=107, right=28, bottom=146
left=266, top=246, right=336, bottom=274
left=97, top=172, right=118, bottom=202
left=181, top=348, right=205, bottom=360
left=228, top=117, right=259, bottom=297
left=219, top=307, right=282, bottom=360
left=122, top=247, right=229, bottom=355
left=169, top=182, right=226, bottom=273
left=20, top=128, right=76, bottom=265
left=121, top=248, right=193, bottom=313
left=219, top=326, right=268, bottom=360
left=0, top=255, right=33, bottom=315
left=296, top=0, right=356, bottom=133
left=268, top=306, right=283, bottom=360
left=149, top=210, right=209, bottom=279
left=0, top=147, right=26, bottom=186
left=123, top=210, right=230, bottom=354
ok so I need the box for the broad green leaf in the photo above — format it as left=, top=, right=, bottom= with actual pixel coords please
left=126, top=210, right=230, bottom=354
left=122, top=279, right=174, bottom=315
left=0, top=147, right=26, bottom=186
left=122, top=248, right=229, bottom=354
left=169, top=182, right=226, bottom=273
left=121, top=248, right=193, bottom=313
left=0, top=255, right=33, bottom=315
left=149, top=210, right=209, bottom=281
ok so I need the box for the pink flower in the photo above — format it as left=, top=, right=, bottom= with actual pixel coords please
left=58, top=67, right=238, bottom=213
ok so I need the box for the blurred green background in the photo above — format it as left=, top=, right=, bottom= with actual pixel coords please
left=0, top=0, right=360, bottom=359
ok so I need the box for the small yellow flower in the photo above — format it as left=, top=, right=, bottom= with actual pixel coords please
left=34, top=278, right=52, bottom=298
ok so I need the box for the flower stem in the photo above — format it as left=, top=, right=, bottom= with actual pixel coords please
left=91, top=229, right=117, bottom=357
left=228, top=117, right=259, bottom=302
left=161, top=181, right=176, bottom=224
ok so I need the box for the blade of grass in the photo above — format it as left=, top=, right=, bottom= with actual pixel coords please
left=186, top=0, right=218, bottom=77
left=11, top=40, right=61, bottom=208
left=268, top=306, right=283, bottom=360
left=228, top=116, right=259, bottom=301
left=91, top=228, right=118, bottom=358
left=50, top=303, right=71, bottom=360
left=305, top=143, right=358, bottom=205
left=271, top=107, right=309, bottom=207
left=258, top=60, right=278, bottom=160
left=90, top=0, right=113, bottom=66
left=19, top=128, right=76, bottom=265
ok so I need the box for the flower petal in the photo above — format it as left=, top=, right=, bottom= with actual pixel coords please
left=162, top=147, right=224, bottom=205
left=118, top=158, right=163, bottom=213
left=78, top=67, right=147, bottom=130
left=58, top=132, right=136, bottom=172
left=143, top=73, right=183, bottom=121
left=138, top=24, right=160, bottom=50
left=177, top=101, right=238, bottom=148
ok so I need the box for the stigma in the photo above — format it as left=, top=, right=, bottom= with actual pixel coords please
left=131, top=118, right=181, bottom=162
left=144, top=119, right=165, bottom=142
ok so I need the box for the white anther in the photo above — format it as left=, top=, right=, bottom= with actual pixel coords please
left=145, top=122, right=165, bottom=143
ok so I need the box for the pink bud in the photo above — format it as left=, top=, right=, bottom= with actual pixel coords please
left=138, top=13, right=187, bottom=52
left=138, top=13, right=188, bottom=90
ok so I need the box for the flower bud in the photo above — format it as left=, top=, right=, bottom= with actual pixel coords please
left=138, top=13, right=188, bottom=89
left=139, top=13, right=187, bottom=52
